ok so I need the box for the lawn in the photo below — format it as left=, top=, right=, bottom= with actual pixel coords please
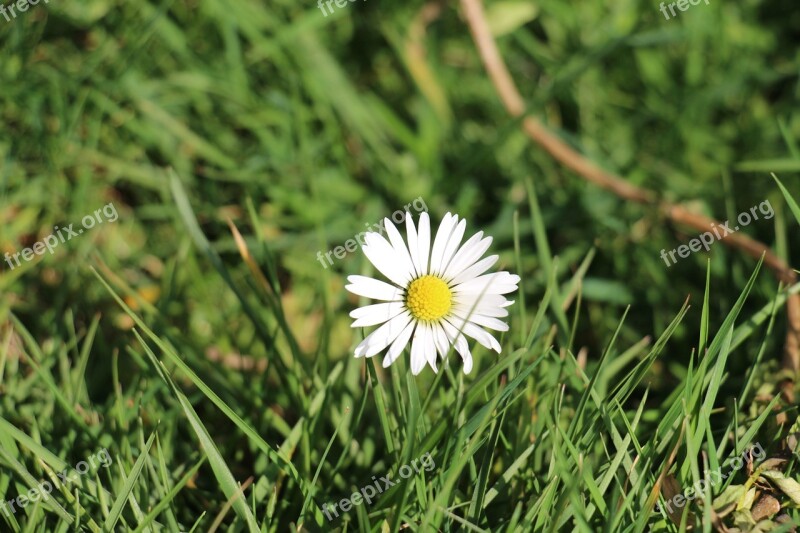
left=1, top=0, right=800, bottom=531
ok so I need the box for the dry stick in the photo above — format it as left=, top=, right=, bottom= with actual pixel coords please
left=460, top=0, right=800, bottom=395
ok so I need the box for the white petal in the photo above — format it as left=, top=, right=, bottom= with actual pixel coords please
left=362, top=233, right=414, bottom=287
left=443, top=234, right=493, bottom=282
left=421, top=323, right=438, bottom=372
left=452, top=272, right=520, bottom=296
left=383, top=321, right=416, bottom=368
left=417, top=212, right=431, bottom=275
left=429, top=213, right=456, bottom=276
left=437, top=218, right=467, bottom=276
left=440, top=320, right=473, bottom=374
left=450, top=310, right=509, bottom=332
left=445, top=318, right=502, bottom=353
left=444, top=231, right=483, bottom=273
left=453, top=293, right=514, bottom=309
left=405, top=213, right=423, bottom=277
left=346, top=275, right=404, bottom=301
left=354, top=312, right=412, bottom=358
left=458, top=285, right=519, bottom=295
left=431, top=323, right=452, bottom=359
left=410, top=326, right=428, bottom=375
left=452, top=302, right=509, bottom=318
left=449, top=255, right=498, bottom=286
left=461, top=347, right=473, bottom=374
left=350, top=302, right=406, bottom=327
left=383, top=218, right=417, bottom=282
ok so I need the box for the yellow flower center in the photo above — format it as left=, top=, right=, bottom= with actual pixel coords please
left=405, top=275, right=452, bottom=321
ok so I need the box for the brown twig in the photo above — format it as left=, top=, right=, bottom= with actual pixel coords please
left=460, top=0, right=800, bottom=391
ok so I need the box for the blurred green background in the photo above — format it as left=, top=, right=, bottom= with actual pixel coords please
left=1, top=0, right=799, bottom=530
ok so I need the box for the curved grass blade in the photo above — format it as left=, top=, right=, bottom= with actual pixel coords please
left=133, top=331, right=259, bottom=532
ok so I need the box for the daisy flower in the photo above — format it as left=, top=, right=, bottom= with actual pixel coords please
left=346, top=212, right=520, bottom=375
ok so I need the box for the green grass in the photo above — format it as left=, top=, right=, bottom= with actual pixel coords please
left=1, top=0, right=800, bottom=531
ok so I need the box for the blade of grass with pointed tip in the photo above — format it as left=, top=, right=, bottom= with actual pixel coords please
left=773, top=173, right=800, bottom=228
left=0, top=418, right=112, bottom=502
left=132, top=457, right=206, bottom=533
left=92, top=268, right=325, bottom=527
left=133, top=332, right=258, bottom=532
left=168, top=170, right=305, bottom=403
left=368, top=358, right=396, bottom=454
left=731, top=281, right=800, bottom=351
left=0, top=447, right=74, bottom=524
left=525, top=176, right=569, bottom=334
left=8, top=315, right=90, bottom=431
left=103, top=431, right=156, bottom=531
left=72, top=314, right=100, bottom=404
